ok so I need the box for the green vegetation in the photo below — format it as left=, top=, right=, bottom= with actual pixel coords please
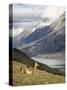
left=12, top=61, right=65, bottom=86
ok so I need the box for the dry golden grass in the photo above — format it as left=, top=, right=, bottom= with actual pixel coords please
left=11, top=61, right=65, bottom=86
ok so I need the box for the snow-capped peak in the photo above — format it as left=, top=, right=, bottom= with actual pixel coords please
left=31, top=22, right=50, bottom=31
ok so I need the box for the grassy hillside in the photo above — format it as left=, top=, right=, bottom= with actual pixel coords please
left=12, top=61, right=65, bottom=86
left=11, top=48, right=65, bottom=75
left=9, top=48, right=65, bottom=86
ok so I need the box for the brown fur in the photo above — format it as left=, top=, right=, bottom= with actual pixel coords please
left=20, top=62, right=39, bottom=74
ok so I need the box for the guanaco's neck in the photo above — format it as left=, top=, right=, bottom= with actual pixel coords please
left=33, top=62, right=38, bottom=71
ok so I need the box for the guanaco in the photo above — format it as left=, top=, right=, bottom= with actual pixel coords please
left=20, top=62, right=39, bottom=74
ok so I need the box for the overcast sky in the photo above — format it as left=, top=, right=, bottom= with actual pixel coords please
left=9, top=4, right=65, bottom=37
left=13, top=4, right=65, bottom=22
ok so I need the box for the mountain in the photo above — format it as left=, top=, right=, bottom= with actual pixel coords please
left=22, top=25, right=52, bottom=43
left=18, top=13, right=65, bottom=57
left=13, top=21, right=51, bottom=48
left=13, top=22, right=41, bottom=48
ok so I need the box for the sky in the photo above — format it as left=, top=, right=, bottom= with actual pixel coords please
left=9, top=4, right=65, bottom=37
left=13, top=4, right=65, bottom=22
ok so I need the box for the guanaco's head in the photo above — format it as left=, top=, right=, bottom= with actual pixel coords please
left=35, top=62, right=39, bottom=67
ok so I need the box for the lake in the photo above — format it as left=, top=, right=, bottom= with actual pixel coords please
left=32, top=57, right=65, bottom=72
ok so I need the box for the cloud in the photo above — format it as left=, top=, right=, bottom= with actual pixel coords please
left=11, top=4, right=65, bottom=30
left=13, top=4, right=43, bottom=22
left=12, top=28, right=24, bottom=37
left=10, top=4, right=65, bottom=37
left=13, top=4, right=65, bottom=23
left=42, top=6, right=65, bottom=22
